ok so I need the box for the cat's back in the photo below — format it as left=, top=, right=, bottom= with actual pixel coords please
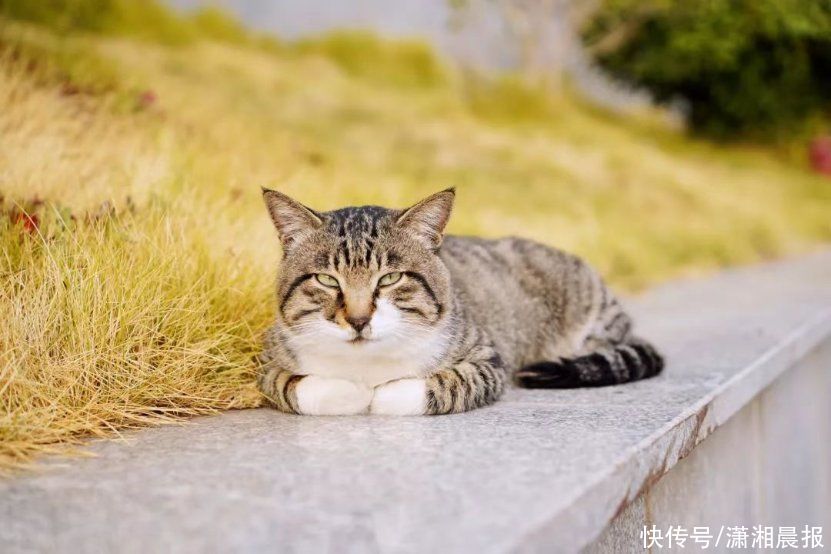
left=440, top=235, right=599, bottom=366
left=440, top=235, right=586, bottom=287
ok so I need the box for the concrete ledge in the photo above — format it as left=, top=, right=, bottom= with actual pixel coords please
left=2, top=251, right=830, bottom=553
left=585, top=339, right=831, bottom=553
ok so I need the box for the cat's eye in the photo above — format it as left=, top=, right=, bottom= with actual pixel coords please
left=378, top=272, right=403, bottom=287
left=315, top=273, right=339, bottom=288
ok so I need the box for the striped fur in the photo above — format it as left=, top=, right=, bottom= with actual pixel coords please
left=514, top=339, right=664, bottom=389
left=257, top=188, right=664, bottom=415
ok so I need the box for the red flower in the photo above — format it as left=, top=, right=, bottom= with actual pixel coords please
left=11, top=211, right=40, bottom=234
left=137, top=90, right=158, bottom=110
left=809, top=136, right=831, bottom=175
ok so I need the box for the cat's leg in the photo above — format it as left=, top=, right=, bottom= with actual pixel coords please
left=371, top=343, right=506, bottom=415
left=259, top=367, right=373, bottom=415
left=258, top=366, right=304, bottom=413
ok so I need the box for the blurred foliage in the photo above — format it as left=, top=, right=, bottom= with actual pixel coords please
left=293, top=31, right=448, bottom=88
left=190, top=7, right=248, bottom=43
left=583, top=0, right=831, bottom=140
left=0, top=24, right=120, bottom=94
left=0, top=1, right=448, bottom=89
left=0, top=0, right=114, bottom=33
left=0, top=0, right=250, bottom=44
left=465, top=75, right=558, bottom=122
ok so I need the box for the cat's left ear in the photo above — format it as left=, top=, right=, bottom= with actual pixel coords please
left=397, top=188, right=455, bottom=249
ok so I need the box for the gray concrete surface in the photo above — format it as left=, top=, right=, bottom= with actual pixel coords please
left=2, top=251, right=831, bottom=554
left=584, top=340, right=831, bottom=553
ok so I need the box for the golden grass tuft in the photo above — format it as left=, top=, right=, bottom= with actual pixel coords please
left=1, top=18, right=830, bottom=472
left=0, top=36, right=271, bottom=471
left=0, top=206, right=267, bottom=470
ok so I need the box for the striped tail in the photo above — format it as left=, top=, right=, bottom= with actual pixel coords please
left=514, top=338, right=664, bottom=389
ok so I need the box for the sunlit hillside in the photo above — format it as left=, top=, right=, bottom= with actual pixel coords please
left=2, top=9, right=830, bottom=470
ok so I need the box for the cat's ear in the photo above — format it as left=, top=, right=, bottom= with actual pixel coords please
left=397, top=188, right=455, bottom=249
left=262, top=188, right=323, bottom=249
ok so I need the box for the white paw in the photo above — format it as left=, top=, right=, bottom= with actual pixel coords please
left=295, top=376, right=373, bottom=415
left=370, top=378, right=427, bottom=416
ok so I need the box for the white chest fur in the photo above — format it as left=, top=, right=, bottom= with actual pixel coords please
left=287, top=299, right=449, bottom=387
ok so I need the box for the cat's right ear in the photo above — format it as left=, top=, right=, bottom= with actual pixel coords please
left=262, top=188, right=323, bottom=249
left=397, top=188, right=455, bottom=249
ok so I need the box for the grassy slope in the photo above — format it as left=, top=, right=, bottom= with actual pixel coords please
left=1, top=19, right=830, bottom=470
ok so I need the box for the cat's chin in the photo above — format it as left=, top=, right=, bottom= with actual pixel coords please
left=338, top=335, right=394, bottom=348
left=291, top=326, right=447, bottom=388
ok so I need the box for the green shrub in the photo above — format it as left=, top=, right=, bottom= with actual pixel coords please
left=583, top=0, right=831, bottom=140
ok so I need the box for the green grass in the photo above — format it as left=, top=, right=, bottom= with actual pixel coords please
left=1, top=6, right=830, bottom=471
left=293, top=30, right=449, bottom=88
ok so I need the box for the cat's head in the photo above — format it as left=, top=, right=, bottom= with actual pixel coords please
left=262, top=188, right=454, bottom=347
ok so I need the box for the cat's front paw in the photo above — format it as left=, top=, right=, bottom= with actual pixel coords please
left=370, top=378, right=427, bottom=416
left=295, top=375, right=373, bottom=415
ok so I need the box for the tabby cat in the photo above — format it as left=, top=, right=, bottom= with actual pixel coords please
left=257, top=188, right=663, bottom=416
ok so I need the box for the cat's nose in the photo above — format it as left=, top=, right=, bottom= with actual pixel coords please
left=346, top=315, right=371, bottom=333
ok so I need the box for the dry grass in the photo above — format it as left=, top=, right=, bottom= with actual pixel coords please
left=0, top=38, right=270, bottom=471
left=0, top=207, right=266, bottom=467
left=1, top=20, right=830, bottom=472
